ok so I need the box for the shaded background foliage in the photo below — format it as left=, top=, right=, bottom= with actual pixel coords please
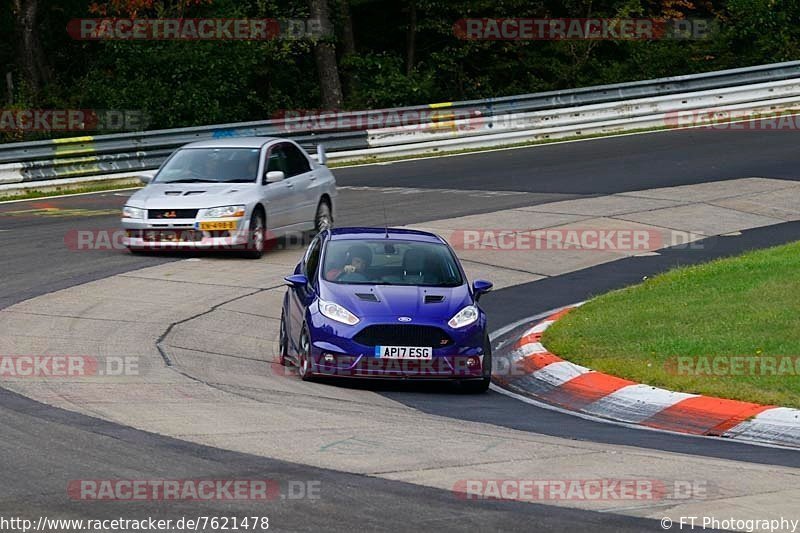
left=2, top=0, right=800, bottom=141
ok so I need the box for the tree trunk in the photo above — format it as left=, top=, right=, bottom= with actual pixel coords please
left=12, top=0, right=50, bottom=97
left=6, top=73, right=14, bottom=105
left=309, top=0, right=343, bottom=109
left=337, top=0, right=356, bottom=99
left=338, top=0, right=356, bottom=58
left=406, top=0, right=417, bottom=77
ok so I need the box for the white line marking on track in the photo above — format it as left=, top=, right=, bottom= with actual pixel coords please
left=0, top=187, right=142, bottom=205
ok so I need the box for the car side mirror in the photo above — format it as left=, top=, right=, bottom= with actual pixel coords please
left=138, top=170, right=156, bottom=185
left=285, top=274, right=308, bottom=288
left=472, top=279, right=493, bottom=301
left=265, top=171, right=285, bottom=184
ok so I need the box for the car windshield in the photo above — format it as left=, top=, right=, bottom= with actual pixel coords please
left=154, top=148, right=261, bottom=184
left=323, top=239, right=464, bottom=287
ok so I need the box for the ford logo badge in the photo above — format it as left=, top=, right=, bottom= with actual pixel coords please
left=397, top=317, right=412, bottom=322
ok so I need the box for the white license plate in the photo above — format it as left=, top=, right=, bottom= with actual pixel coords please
left=375, top=346, right=433, bottom=359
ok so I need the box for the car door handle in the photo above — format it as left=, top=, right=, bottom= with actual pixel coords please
left=309, top=173, right=317, bottom=180
left=286, top=181, right=294, bottom=187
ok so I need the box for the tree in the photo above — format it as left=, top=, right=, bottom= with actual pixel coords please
left=309, top=0, right=343, bottom=108
left=405, top=0, right=416, bottom=76
left=11, top=0, right=51, bottom=96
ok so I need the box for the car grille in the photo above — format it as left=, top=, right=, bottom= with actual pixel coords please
left=148, top=209, right=199, bottom=219
left=353, top=325, right=453, bottom=347
left=137, top=230, right=203, bottom=242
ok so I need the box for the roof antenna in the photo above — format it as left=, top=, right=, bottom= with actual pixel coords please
left=383, top=203, right=389, bottom=239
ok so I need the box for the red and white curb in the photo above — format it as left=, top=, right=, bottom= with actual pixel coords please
left=491, top=305, right=800, bottom=449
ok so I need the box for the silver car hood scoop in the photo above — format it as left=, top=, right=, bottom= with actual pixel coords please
left=163, top=190, right=232, bottom=196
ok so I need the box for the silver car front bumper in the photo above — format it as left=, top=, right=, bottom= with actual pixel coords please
left=121, top=216, right=251, bottom=249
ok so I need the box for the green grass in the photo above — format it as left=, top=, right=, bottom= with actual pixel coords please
left=542, top=242, right=800, bottom=408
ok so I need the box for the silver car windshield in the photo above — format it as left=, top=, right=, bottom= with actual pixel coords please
left=154, top=148, right=261, bottom=184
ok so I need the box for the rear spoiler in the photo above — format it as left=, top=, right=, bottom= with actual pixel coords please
left=316, top=144, right=328, bottom=166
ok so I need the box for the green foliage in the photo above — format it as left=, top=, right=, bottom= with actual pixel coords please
left=717, top=0, right=800, bottom=63
left=343, top=52, right=437, bottom=108
left=2, top=0, right=800, bottom=140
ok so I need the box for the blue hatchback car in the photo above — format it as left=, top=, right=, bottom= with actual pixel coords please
left=279, top=227, right=494, bottom=392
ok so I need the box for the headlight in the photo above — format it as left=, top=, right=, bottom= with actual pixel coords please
left=319, top=300, right=360, bottom=326
left=448, top=305, right=479, bottom=329
left=122, top=206, right=145, bottom=219
left=201, top=205, right=246, bottom=218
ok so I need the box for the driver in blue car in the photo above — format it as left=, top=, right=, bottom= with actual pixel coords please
left=326, top=244, right=372, bottom=280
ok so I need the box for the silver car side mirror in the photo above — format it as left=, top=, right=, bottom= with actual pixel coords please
left=138, top=170, right=156, bottom=185
left=265, top=171, right=285, bottom=183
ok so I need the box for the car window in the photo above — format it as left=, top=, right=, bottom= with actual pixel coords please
left=304, top=238, right=322, bottom=280
left=266, top=145, right=289, bottom=176
left=154, top=148, right=260, bottom=183
left=322, top=239, right=463, bottom=287
left=283, top=143, right=311, bottom=177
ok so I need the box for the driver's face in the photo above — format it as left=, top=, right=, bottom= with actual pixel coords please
left=351, top=257, right=366, bottom=272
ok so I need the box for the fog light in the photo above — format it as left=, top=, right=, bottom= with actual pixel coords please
left=466, top=356, right=480, bottom=368
left=323, top=353, right=336, bottom=364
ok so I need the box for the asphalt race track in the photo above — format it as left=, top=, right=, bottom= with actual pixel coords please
left=2, top=125, right=799, bottom=530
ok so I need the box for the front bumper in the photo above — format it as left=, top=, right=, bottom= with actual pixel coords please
left=307, top=312, right=488, bottom=379
left=121, top=217, right=249, bottom=249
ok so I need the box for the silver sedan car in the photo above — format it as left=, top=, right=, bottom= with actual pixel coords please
left=121, top=137, right=337, bottom=258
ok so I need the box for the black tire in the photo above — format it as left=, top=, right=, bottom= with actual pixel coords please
left=314, top=200, right=333, bottom=234
left=297, top=324, right=316, bottom=382
left=127, top=247, right=150, bottom=255
left=243, top=210, right=266, bottom=259
left=278, top=309, right=290, bottom=367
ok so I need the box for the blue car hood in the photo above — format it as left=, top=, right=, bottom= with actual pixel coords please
left=319, top=282, right=473, bottom=322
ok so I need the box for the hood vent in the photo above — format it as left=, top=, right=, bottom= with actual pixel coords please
left=183, top=190, right=206, bottom=196
left=424, top=295, right=445, bottom=303
left=164, top=191, right=182, bottom=196
left=355, top=293, right=379, bottom=302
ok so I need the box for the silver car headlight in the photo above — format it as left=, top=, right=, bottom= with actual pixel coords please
left=448, top=305, right=479, bottom=329
left=319, top=300, right=360, bottom=326
left=201, top=205, right=246, bottom=218
left=122, top=206, right=145, bottom=219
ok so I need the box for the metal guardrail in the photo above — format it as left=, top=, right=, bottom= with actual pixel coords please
left=2, top=60, right=800, bottom=186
